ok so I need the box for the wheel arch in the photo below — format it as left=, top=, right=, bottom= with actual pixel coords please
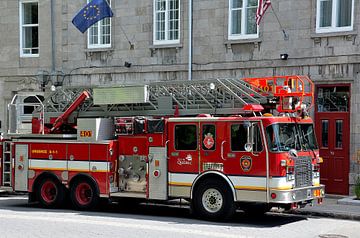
left=69, top=173, right=100, bottom=196
left=32, top=171, right=62, bottom=194
left=191, top=171, right=237, bottom=201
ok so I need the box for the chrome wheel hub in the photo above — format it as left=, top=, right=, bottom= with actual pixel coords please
left=202, top=188, right=223, bottom=213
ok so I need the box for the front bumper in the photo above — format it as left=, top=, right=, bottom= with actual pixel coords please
left=269, top=184, right=325, bottom=204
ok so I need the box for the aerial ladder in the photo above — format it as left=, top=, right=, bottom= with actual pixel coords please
left=8, top=75, right=314, bottom=135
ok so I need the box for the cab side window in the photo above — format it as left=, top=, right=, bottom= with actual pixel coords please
left=175, top=125, right=197, bottom=150
left=231, top=123, right=263, bottom=152
left=253, top=124, right=263, bottom=152
left=231, top=124, right=247, bottom=151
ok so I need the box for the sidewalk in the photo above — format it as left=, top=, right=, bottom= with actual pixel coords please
left=287, top=195, right=360, bottom=221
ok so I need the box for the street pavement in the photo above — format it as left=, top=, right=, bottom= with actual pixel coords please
left=287, top=195, right=360, bottom=221
left=1, top=191, right=360, bottom=221
left=0, top=194, right=359, bottom=238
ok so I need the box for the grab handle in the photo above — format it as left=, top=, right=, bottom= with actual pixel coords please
left=221, top=141, right=227, bottom=161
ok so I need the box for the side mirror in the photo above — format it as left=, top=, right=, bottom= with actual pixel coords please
left=244, top=143, right=253, bottom=152
left=245, top=121, right=255, bottom=152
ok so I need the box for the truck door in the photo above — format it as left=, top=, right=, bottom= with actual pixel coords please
left=168, top=122, right=199, bottom=174
left=223, top=121, right=267, bottom=200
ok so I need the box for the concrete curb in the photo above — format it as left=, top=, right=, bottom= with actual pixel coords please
left=337, top=196, right=360, bottom=206
left=287, top=209, right=360, bottom=221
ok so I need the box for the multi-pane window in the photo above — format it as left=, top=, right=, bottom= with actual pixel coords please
left=229, top=0, right=258, bottom=40
left=316, top=0, right=354, bottom=33
left=20, top=1, right=39, bottom=57
left=88, top=0, right=111, bottom=48
left=154, top=0, right=180, bottom=45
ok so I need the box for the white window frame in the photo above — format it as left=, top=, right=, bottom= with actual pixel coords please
left=316, top=0, right=354, bottom=33
left=153, top=0, right=181, bottom=45
left=19, top=0, right=39, bottom=57
left=87, top=0, right=112, bottom=49
left=228, top=0, right=259, bottom=40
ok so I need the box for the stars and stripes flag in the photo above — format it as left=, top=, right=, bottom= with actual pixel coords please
left=256, top=0, right=271, bottom=25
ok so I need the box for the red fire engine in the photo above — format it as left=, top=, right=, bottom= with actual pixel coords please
left=0, top=75, right=324, bottom=220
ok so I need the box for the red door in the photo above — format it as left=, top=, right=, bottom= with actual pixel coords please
left=315, top=85, right=350, bottom=195
left=168, top=122, right=199, bottom=174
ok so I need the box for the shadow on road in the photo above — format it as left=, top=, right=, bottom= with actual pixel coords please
left=0, top=195, right=307, bottom=228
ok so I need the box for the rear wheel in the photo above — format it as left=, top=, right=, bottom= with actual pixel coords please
left=70, top=178, right=99, bottom=210
left=192, top=179, right=235, bottom=221
left=37, top=177, right=65, bottom=208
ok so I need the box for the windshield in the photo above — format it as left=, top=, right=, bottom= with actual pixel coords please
left=266, top=124, right=301, bottom=152
left=298, top=124, right=318, bottom=150
left=266, top=123, right=318, bottom=152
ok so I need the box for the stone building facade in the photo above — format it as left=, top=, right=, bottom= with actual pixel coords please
left=0, top=0, right=359, bottom=195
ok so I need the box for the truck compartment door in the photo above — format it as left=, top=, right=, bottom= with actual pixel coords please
left=15, top=144, right=28, bottom=191
left=148, top=147, right=168, bottom=200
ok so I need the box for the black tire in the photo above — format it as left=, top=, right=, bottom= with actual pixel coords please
left=192, top=179, right=235, bottom=221
left=37, top=177, right=65, bottom=209
left=70, top=178, right=99, bottom=210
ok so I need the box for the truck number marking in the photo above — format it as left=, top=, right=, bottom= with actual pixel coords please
left=80, top=130, right=92, bottom=137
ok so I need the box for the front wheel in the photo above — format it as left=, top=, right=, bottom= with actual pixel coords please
left=192, top=179, right=235, bottom=221
left=70, top=178, right=99, bottom=210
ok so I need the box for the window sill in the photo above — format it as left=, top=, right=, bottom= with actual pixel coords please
left=224, top=38, right=262, bottom=49
left=311, top=31, right=357, bottom=42
left=149, top=43, right=183, bottom=50
left=85, top=47, right=114, bottom=53
left=20, top=54, right=39, bottom=58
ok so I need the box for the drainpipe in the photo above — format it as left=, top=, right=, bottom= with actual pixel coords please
left=50, top=0, right=56, bottom=73
left=188, top=0, right=192, bottom=81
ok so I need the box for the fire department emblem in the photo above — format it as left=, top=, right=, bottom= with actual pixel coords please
left=203, top=133, right=215, bottom=150
left=240, top=156, right=252, bottom=172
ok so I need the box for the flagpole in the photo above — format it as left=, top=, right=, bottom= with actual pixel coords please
left=270, top=4, right=289, bottom=40
left=119, top=24, right=134, bottom=50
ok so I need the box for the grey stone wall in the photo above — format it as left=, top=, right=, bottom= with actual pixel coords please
left=0, top=0, right=360, bottom=193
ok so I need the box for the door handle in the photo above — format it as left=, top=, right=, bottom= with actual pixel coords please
left=221, top=141, right=226, bottom=161
left=330, top=151, right=334, bottom=155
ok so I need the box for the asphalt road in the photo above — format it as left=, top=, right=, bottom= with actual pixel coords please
left=0, top=195, right=359, bottom=238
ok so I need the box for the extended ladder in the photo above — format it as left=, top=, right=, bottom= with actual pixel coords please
left=34, top=76, right=314, bottom=119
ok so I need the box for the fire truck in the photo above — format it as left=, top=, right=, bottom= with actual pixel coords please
left=0, top=75, right=324, bottom=220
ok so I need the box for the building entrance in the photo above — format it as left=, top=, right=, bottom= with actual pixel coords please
left=315, top=85, right=350, bottom=195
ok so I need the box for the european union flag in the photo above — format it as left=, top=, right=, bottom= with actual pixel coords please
left=72, top=0, right=113, bottom=33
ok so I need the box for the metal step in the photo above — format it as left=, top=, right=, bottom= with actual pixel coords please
left=0, top=186, right=13, bottom=192
left=110, top=192, right=147, bottom=199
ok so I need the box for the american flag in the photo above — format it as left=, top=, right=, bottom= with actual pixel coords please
left=256, top=0, right=271, bottom=25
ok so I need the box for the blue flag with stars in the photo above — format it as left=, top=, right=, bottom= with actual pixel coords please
left=72, top=0, right=113, bottom=33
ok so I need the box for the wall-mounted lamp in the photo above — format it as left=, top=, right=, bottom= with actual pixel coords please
left=124, top=61, right=132, bottom=68
left=280, top=54, right=289, bottom=60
